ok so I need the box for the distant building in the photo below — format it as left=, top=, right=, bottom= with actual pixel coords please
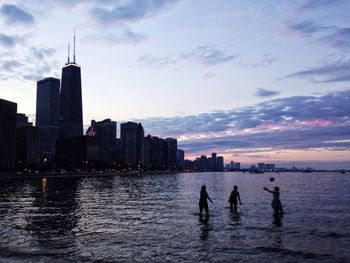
left=198, top=155, right=208, bottom=171
left=210, top=152, right=217, bottom=171
left=165, top=138, right=177, bottom=169
left=265, top=163, right=275, bottom=171
left=216, top=156, right=224, bottom=171
left=36, top=77, right=60, bottom=162
left=59, top=61, right=83, bottom=139
left=177, top=149, right=185, bottom=169
left=234, top=162, right=241, bottom=170
left=144, top=135, right=165, bottom=169
left=16, top=113, right=40, bottom=170
left=121, top=122, right=144, bottom=166
left=87, top=119, right=117, bottom=163
left=56, top=136, right=99, bottom=171
left=0, top=99, right=17, bottom=172
left=258, top=163, right=265, bottom=171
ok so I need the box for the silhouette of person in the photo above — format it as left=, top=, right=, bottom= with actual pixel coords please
left=228, top=185, right=242, bottom=213
left=199, top=185, right=213, bottom=216
left=263, top=186, right=283, bottom=217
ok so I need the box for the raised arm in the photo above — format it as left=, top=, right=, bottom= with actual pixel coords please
left=263, top=187, right=274, bottom=194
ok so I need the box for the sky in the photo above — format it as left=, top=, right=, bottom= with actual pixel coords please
left=0, top=0, right=349, bottom=169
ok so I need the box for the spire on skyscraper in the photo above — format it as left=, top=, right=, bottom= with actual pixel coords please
left=67, top=43, right=70, bottom=64
left=73, top=28, right=76, bottom=63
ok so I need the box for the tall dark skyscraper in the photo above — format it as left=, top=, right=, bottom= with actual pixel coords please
left=121, top=122, right=144, bottom=166
left=165, top=138, right=177, bottom=169
left=0, top=99, right=17, bottom=172
left=36, top=77, right=60, bottom=161
left=36, top=77, right=60, bottom=127
left=59, top=36, right=83, bottom=139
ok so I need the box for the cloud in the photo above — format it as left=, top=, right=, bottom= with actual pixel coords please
left=138, top=54, right=175, bottom=67
left=286, top=20, right=331, bottom=35
left=0, top=46, right=59, bottom=82
left=139, top=90, right=350, bottom=156
left=91, top=0, right=180, bottom=24
left=286, top=59, right=350, bottom=82
left=0, top=3, right=34, bottom=25
left=239, top=54, right=277, bottom=68
left=86, top=26, right=146, bottom=45
left=285, top=20, right=350, bottom=51
left=255, top=88, right=280, bottom=98
left=322, top=27, right=350, bottom=50
left=180, top=46, right=237, bottom=66
left=0, top=33, right=16, bottom=48
left=299, top=0, right=345, bottom=11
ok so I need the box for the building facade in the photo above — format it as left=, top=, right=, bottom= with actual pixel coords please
left=0, top=99, right=17, bottom=172
left=165, top=138, right=177, bottom=169
left=120, top=122, right=144, bottom=166
left=144, top=135, right=165, bottom=169
left=87, top=119, right=117, bottom=163
left=36, top=77, right=60, bottom=161
left=59, top=62, right=83, bottom=139
left=16, top=113, right=40, bottom=170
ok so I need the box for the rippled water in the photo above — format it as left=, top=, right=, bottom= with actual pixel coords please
left=0, top=172, right=350, bottom=262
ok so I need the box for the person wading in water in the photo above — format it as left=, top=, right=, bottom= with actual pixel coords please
left=199, top=185, right=213, bottom=216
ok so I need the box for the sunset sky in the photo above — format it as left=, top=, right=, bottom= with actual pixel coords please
left=0, top=0, right=349, bottom=168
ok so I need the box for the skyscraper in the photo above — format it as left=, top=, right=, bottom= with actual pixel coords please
left=120, top=122, right=144, bottom=166
left=16, top=113, right=40, bottom=170
left=165, top=138, right=177, bottom=169
left=36, top=77, right=60, bottom=161
left=36, top=77, right=60, bottom=127
left=0, top=99, right=17, bottom=172
left=59, top=37, right=83, bottom=139
left=86, top=119, right=117, bottom=162
left=144, top=135, right=165, bottom=169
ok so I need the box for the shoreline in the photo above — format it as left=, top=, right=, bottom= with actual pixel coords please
left=0, top=170, right=347, bottom=180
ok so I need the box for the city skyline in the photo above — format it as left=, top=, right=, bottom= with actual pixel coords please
left=0, top=0, right=349, bottom=168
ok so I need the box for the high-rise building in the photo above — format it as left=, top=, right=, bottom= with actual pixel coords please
left=36, top=77, right=60, bottom=127
left=16, top=113, right=40, bottom=170
left=210, top=152, right=217, bottom=171
left=216, top=156, right=224, bottom=171
left=86, top=119, right=117, bottom=162
left=0, top=99, right=17, bottom=172
left=165, top=138, right=177, bottom=169
left=144, top=135, right=165, bottom=169
left=59, top=43, right=83, bottom=139
left=36, top=77, right=60, bottom=161
left=120, top=122, right=144, bottom=166
left=177, top=149, right=185, bottom=169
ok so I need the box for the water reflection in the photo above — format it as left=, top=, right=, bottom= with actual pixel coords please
left=272, top=214, right=283, bottom=227
left=24, top=178, right=79, bottom=254
left=199, top=215, right=211, bottom=240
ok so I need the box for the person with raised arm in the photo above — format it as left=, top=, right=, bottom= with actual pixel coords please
left=263, top=186, right=283, bottom=216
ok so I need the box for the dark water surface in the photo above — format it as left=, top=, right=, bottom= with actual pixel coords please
left=0, top=172, right=349, bottom=262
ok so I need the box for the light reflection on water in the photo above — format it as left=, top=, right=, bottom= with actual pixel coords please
left=0, top=172, right=350, bottom=262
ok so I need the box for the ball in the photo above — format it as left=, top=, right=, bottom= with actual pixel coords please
left=269, top=177, right=275, bottom=182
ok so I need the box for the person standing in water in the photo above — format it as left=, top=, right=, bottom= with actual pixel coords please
left=199, top=185, right=213, bottom=216
left=228, top=185, right=242, bottom=213
left=263, top=186, right=283, bottom=216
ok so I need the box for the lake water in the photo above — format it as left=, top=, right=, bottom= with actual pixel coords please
left=0, top=172, right=349, bottom=262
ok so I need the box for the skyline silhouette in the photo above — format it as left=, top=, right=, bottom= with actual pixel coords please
left=0, top=1, right=349, bottom=169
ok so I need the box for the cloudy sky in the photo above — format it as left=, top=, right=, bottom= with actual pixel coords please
left=0, top=0, right=349, bottom=168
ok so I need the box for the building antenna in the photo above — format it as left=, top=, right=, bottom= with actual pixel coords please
left=73, top=28, right=76, bottom=63
left=67, top=42, right=70, bottom=64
